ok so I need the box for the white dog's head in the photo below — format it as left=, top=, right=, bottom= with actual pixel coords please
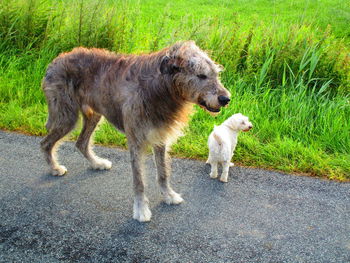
left=224, top=113, right=253, bottom=132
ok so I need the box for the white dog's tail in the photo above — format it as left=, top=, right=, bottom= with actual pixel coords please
left=212, top=126, right=223, bottom=145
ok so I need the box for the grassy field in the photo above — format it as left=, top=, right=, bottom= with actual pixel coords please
left=0, top=0, right=349, bottom=180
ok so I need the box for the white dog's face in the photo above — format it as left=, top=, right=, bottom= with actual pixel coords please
left=227, top=113, right=253, bottom=132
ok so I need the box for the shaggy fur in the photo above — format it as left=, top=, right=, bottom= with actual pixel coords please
left=40, top=41, right=231, bottom=222
left=206, top=113, right=252, bottom=183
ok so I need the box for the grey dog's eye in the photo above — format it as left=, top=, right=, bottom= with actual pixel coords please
left=197, top=74, right=207, bottom=80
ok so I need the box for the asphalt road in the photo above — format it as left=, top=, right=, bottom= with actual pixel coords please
left=0, top=130, right=349, bottom=263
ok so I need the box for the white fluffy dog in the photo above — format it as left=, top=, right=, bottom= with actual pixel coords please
left=206, top=113, right=253, bottom=182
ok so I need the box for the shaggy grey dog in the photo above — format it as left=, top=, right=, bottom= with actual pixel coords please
left=40, top=41, right=231, bottom=222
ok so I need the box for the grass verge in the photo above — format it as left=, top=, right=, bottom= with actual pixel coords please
left=0, top=0, right=349, bottom=180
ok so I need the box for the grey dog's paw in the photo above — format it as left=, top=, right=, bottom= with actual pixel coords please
left=163, top=190, right=184, bottom=205
left=52, top=165, right=67, bottom=176
left=91, top=158, right=112, bottom=170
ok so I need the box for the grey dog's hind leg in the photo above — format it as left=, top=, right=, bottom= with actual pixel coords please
left=153, top=145, right=184, bottom=205
left=40, top=90, right=79, bottom=176
left=75, top=112, right=112, bottom=170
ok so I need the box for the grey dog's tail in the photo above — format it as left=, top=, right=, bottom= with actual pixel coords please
left=42, top=75, right=79, bottom=132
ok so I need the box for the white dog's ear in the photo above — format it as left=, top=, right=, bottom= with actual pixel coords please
left=228, top=119, right=237, bottom=129
left=226, top=114, right=240, bottom=129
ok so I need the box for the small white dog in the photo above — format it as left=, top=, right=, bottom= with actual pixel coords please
left=206, top=113, right=253, bottom=183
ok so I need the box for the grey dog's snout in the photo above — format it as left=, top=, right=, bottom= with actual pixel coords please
left=218, top=95, right=230, bottom=106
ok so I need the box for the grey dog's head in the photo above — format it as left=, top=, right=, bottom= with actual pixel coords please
left=160, top=41, right=231, bottom=114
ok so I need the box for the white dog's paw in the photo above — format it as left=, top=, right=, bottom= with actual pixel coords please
left=210, top=172, right=218, bottom=179
left=163, top=190, right=184, bottom=205
left=133, top=202, right=152, bottom=222
left=52, top=165, right=67, bottom=176
left=229, top=162, right=235, bottom=167
left=91, top=158, right=112, bottom=170
left=219, top=176, right=228, bottom=183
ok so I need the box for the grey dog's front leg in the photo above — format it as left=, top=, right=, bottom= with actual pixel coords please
left=153, top=145, right=184, bottom=205
left=129, top=143, right=152, bottom=222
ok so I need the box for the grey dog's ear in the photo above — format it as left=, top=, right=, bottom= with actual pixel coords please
left=160, top=56, right=170, bottom=74
left=160, top=55, right=180, bottom=75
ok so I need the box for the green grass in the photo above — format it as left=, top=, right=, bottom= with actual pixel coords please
left=0, top=0, right=349, bottom=180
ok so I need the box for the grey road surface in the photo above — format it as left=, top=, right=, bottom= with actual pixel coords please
left=0, top=130, right=349, bottom=263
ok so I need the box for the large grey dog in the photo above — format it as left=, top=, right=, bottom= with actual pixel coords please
left=41, top=41, right=231, bottom=222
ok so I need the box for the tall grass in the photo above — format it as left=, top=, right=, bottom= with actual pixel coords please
left=0, top=0, right=349, bottom=180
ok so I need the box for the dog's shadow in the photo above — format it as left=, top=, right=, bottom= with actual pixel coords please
left=40, top=162, right=117, bottom=180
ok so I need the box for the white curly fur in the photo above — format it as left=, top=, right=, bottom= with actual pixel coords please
left=206, top=113, right=253, bottom=183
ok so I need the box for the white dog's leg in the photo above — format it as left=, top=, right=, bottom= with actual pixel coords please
left=220, top=161, right=230, bottom=183
left=229, top=162, right=235, bottom=167
left=210, top=162, right=218, bottom=179
left=153, top=145, right=184, bottom=205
